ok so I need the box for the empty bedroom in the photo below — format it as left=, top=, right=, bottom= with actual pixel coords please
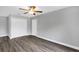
left=0, top=6, right=79, bottom=52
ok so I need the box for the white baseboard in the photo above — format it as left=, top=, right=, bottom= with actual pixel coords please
left=0, top=34, right=8, bottom=37
left=35, top=35, right=79, bottom=50
left=9, top=34, right=30, bottom=39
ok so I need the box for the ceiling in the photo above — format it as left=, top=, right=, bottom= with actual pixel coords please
left=0, top=6, right=69, bottom=17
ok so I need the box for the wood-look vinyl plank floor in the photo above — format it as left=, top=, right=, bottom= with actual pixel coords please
left=0, top=35, right=78, bottom=52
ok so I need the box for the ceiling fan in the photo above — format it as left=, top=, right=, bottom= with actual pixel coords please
left=19, top=6, right=43, bottom=15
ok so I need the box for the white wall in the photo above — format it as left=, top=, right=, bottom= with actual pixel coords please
left=27, top=18, right=32, bottom=35
left=9, top=15, right=30, bottom=38
left=0, top=16, right=8, bottom=37
left=31, top=7, right=79, bottom=49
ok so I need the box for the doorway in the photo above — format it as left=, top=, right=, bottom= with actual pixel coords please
left=32, top=19, right=37, bottom=35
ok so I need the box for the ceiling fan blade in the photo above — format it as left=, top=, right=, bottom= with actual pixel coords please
left=19, top=8, right=28, bottom=11
left=29, top=6, right=36, bottom=9
left=24, top=12, right=28, bottom=14
left=35, top=11, right=43, bottom=13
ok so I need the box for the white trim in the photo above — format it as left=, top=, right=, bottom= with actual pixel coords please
left=0, top=34, right=31, bottom=39
left=0, top=34, right=8, bottom=37
left=9, top=34, right=30, bottom=39
left=35, top=35, right=79, bottom=50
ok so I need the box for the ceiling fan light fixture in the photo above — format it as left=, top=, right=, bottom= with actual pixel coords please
left=19, top=6, right=43, bottom=15
left=29, top=11, right=34, bottom=14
